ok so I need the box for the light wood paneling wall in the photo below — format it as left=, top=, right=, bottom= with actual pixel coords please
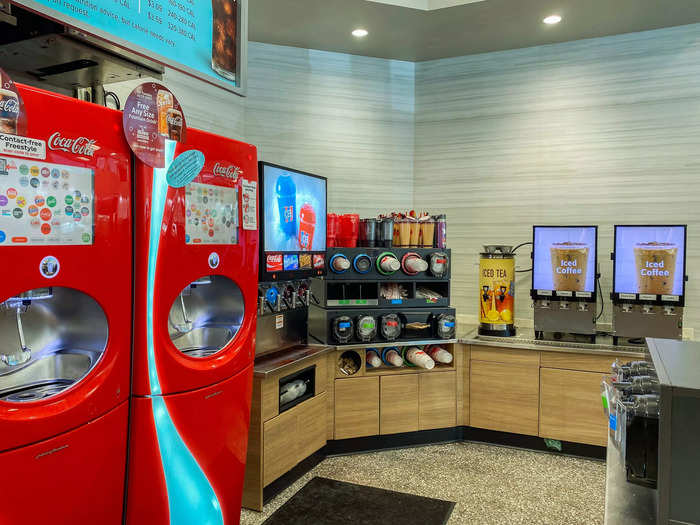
left=415, top=24, right=700, bottom=332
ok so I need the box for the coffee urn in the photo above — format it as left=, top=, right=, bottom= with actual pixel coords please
left=479, top=245, right=516, bottom=336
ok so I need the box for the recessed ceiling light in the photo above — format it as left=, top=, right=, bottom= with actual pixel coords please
left=352, top=28, right=369, bottom=37
left=543, top=15, right=562, bottom=25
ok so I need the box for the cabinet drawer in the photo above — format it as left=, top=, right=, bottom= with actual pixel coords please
left=419, top=371, right=457, bottom=430
left=297, top=393, right=328, bottom=459
left=471, top=346, right=540, bottom=366
left=540, top=352, right=617, bottom=374
left=334, top=377, right=380, bottom=439
left=470, top=360, right=539, bottom=436
left=262, top=393, right=328, bottom=486
left=539, top=368, right=608, bottom=446
left=262, top=408, right=298, bottom=485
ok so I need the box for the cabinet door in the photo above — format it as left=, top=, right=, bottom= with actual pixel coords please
left=380, top=375, right=419, bottom=435
left=297, top=392, right=328, bottom=459
left=262, top=408, right=299, bottom=485
left=334, top=377, right=380, bottom=439
left=470, top=360, right=539, bottom=436
left=540, top=368, right=608, bottom=446
left=419, top=371, right=457, bottom=430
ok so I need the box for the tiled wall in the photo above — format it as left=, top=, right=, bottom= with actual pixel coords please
left=415, top=24, right=700, bottom=331
left=109, top=42, right=416, bottom=217
left=245, top=43, right=415, bottom=217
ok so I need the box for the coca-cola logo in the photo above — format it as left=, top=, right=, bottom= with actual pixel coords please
left=48, top=132, right=98, bottom=157
left=266, top=254, right=283, bottom=272
left=213, top=163, right=242, bottom=181
left=0, top=96, right=19, bottom=116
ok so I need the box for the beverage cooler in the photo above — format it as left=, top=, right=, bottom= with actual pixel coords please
left=126, top=130, right=258, bottom=524
left=0, top=84, right=132, bottom=524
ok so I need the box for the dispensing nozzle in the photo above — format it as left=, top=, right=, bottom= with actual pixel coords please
left=0, top=290, right=52, bottom=367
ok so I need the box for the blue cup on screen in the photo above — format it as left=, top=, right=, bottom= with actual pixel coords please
left=276, top=175, right=297, bottom=237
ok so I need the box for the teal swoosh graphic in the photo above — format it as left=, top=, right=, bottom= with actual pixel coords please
left=146, top=141, right=223, bottom=525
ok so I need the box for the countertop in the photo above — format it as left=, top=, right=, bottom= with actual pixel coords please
left=459, top=326, right=646, bottom=358
left=254, top=345, right=333, bottom=378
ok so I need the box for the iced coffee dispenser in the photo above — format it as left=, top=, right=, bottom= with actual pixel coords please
left=531, top=226, right=599, bottom=341
left=611, top=225, right=687, bottom=344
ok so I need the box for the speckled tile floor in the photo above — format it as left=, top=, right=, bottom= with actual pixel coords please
left=240, top=442, right=606, bottom=525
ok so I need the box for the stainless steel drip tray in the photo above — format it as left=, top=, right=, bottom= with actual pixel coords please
left=0, top=348, right=100, bottom=402
left=170, top=325, right=238, bottom=357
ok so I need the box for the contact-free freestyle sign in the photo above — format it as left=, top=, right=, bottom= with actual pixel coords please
left=13, top=0, right=242, bottom=92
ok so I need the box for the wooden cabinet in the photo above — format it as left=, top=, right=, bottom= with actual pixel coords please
left=539, top=368, right=608, bottom=446
left=380, top=375, right=419, bottom=435
left=419, top=372, right=457, bottom=430
left=262, top=392, right=327, bottom=485
left=262, top=406, right=298, bottom=485
left=470, top=360, right=539, bottom=436
left=334, top=376, right=380, bottom=439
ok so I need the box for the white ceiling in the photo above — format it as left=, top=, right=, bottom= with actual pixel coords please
left=365, top=0, right=486, bottom=11
left=250, top=0, right=700, bottom=62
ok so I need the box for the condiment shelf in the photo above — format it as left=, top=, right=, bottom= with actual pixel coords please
left=310, top=278, right=451, bottom=309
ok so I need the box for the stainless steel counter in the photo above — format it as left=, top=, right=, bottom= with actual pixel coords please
left=309, top=338, right=458, bottom=351
left=604, top=435, right=656, bottom=525
left=253, top=345, right=333, bottom=378
left=459, top=326, right=645, bottom=358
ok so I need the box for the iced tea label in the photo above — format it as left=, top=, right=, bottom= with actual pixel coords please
left=123, top=83, right=187, bottom=168
left=479, top=257, right=515, bottom=325
left=0, top=155, right=93, bottom=245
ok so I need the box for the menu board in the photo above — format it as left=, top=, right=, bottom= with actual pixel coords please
left=13, top=0, right=244, bottom=92
left=0, top=156, right=93, bottom=245
left=185, top=182, right=238, bottom=245
left=614, top=226, right=686, bottom=298
left=533, top=226, right=597, bottom=295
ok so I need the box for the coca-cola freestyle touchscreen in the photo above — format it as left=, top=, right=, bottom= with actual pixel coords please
left=533, top=226, right=597, bottom=294
left=614, top=226, right=686, bottom=297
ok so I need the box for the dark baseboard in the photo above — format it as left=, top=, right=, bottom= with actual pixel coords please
left=263, top=447, right=327, bottom=505
left=327, top=427, right=463, bottom=456
left=262, top=426, right=605, bottom=504
left=461, top=426, right=606, bottom=460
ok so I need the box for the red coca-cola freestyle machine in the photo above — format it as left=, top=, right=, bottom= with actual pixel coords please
left=0, top=84, right=132, bottom=524
left=126, top=129, right=258, bottom=524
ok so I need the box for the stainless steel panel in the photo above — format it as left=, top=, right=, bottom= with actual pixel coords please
left=613, top=305, right=683, bottom=340
left=168, top=275, right=245, bottom=358
left=0, top=287, right=108, bottom=402
left=255, top=308, right=307, bottom=357
left=534, top=299, right=597, bottom=335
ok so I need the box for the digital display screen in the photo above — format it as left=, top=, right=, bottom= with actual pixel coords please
left=0, top=156, right=94, bottom=246
left=185, top=182, right=238, bottom=245
left=614, top=226, right=686, bottom=296
left=533, top=226, right=597, bottom=294
left=262, top=164, right=326, bottom=253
